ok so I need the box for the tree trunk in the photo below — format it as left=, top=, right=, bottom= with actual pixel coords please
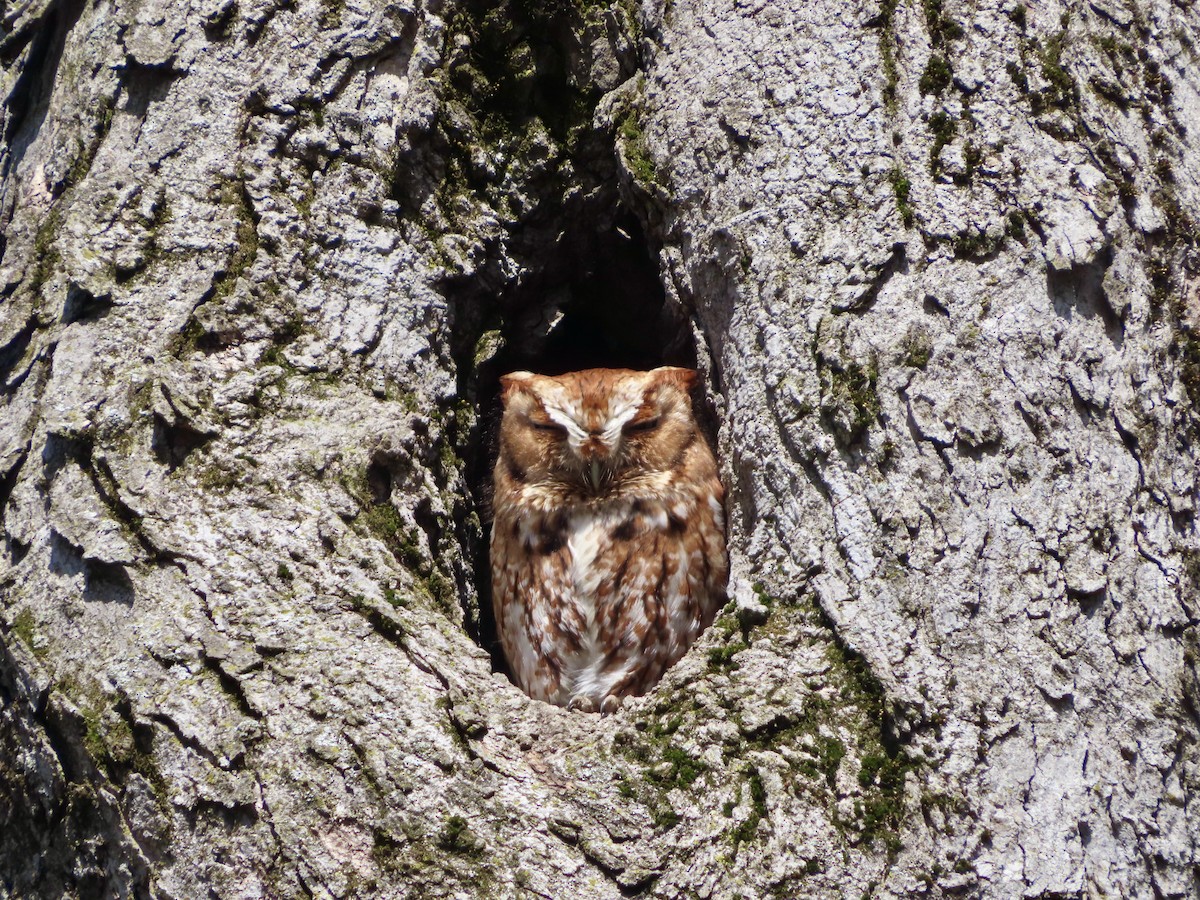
left=1, top=0, right=1197, bottom=896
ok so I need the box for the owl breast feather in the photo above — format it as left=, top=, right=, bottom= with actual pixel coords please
left=492, top=491, right=722, bottom=709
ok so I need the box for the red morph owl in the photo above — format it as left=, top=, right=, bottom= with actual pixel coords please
left=490, top=367, right=728, bottom=712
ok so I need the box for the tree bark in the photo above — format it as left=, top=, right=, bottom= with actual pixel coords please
left=1, top=0, right=1197, bottom=897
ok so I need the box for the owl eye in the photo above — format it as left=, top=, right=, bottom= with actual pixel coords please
left=623, top=417, right=660, bottom=434
left=529, top=418, right=567, bottom=436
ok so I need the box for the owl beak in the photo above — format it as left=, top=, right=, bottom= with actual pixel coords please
left=588, top=459, right=603, bottom=491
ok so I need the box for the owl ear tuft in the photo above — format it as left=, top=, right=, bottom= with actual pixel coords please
left=653, top=366, right=698, bottom=391
left=499, top=371, right=536, bottom=404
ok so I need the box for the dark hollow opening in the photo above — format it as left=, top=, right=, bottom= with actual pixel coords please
left=445, top=204, right=706, bottom=676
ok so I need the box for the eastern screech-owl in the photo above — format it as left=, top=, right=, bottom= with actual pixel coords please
left=490, top=366, right=728, bottom=712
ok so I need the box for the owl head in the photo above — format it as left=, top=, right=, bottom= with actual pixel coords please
left=497, top=366, right=700, bottom=495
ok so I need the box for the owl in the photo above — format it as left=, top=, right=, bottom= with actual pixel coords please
left=490, top=366, right=728, bottom=713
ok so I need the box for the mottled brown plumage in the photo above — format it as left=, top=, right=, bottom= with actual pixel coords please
left=490, top=367, right=728, bottom=712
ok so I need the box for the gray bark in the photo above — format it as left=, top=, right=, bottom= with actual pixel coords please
left=0, top=0, right=1197, bottom=897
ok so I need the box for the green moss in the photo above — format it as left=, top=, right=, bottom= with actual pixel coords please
left=729, top=767, right=767, bottom=853
left=858, top=751, right=887, bottom=787
left=1037, top=27, right=1078, bottom=110
left=437, top=815, right=481, bottom=854
left=1005, top=210, right=1027, bottom=241
left=613, top=0, right=643, bottom=43
left=295, top=178, right=317, bottom=219
left=816, top=602, right=916, bottom=855
left=373, top=824, right=493, bottom=887
left=1006, top=60, right=1030, bottom=95
left=928, top=111, right=957, bottom=175
left=952, top=228, right=1004, bottom=260
left=717, top=596, right=918, bottom=857
left=819, top=359, right=880, bottom=440
left=260, top=312, right=306, bottom=369
left=358, top=498, right=457, bottom=613
left=708, top=640, right=749, bottom=670
left=120, top=193, right=173, bottom=281
left=66, top=139, right=93, bottom=191
left=617, top=774, right=638, bottom=799
left=1153, top=183, right=1200, bottom=410
left=89, top=460, right=145, bottom=544
left=276, top=563, right=294, bottom=582
left=62, top=97, right=115, bottom=192
left=363, top=502, right=408, bottom=555
left=318, top=0, right=344, bottom=29
left=10, top=608, right=44, bottom=657
left=707, top=592, right=921, bottom=862
left=961, top=142, right=982, bottom=183
left=80, top=703, right=124, bottom=765
left=57, top=679, right=169, bottom=825
left=421, top=571, right=457, bottom=612
left=888, top=167, right=914, bottom=227
left=196, top=457, right=243, bottom=492
left=814, top=735, right=846, bottom=787
left=1094, top=33, right=1137, bottom=77
left=169, top=315, right=207, bottom=359
left=612, top=702, right=712, bottom=832
left=472, top=329, right=504, bottom=369
left=1008, top=3, right=1026, bottom=29
left=29, top=206, right=64, bottom=297
left=1143, top=57, right=1174, bottom=104
left=875, top=0, right=901, bottom=112
left=922, top=0, right=964, bottom=46
left=1009, top=21, right=1080, bottom=116
left=901, top=331, right=932, bottom=368
left=919, top=54, right=953, bottom=95
left=653, top=745, right=707, bottom=790
left=213, top=179, right=259, bottom=299
left=619, top=105, right=660, bottom=187
left=408, top=0, right=607, bottom=229
left=651, top=804, right=680, bottom=830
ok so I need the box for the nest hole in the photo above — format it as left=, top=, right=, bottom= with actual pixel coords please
left=445, top=204, right=711, bottom=675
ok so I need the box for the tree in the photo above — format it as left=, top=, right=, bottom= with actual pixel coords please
left=1, top=0, right=1197, bottom=896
